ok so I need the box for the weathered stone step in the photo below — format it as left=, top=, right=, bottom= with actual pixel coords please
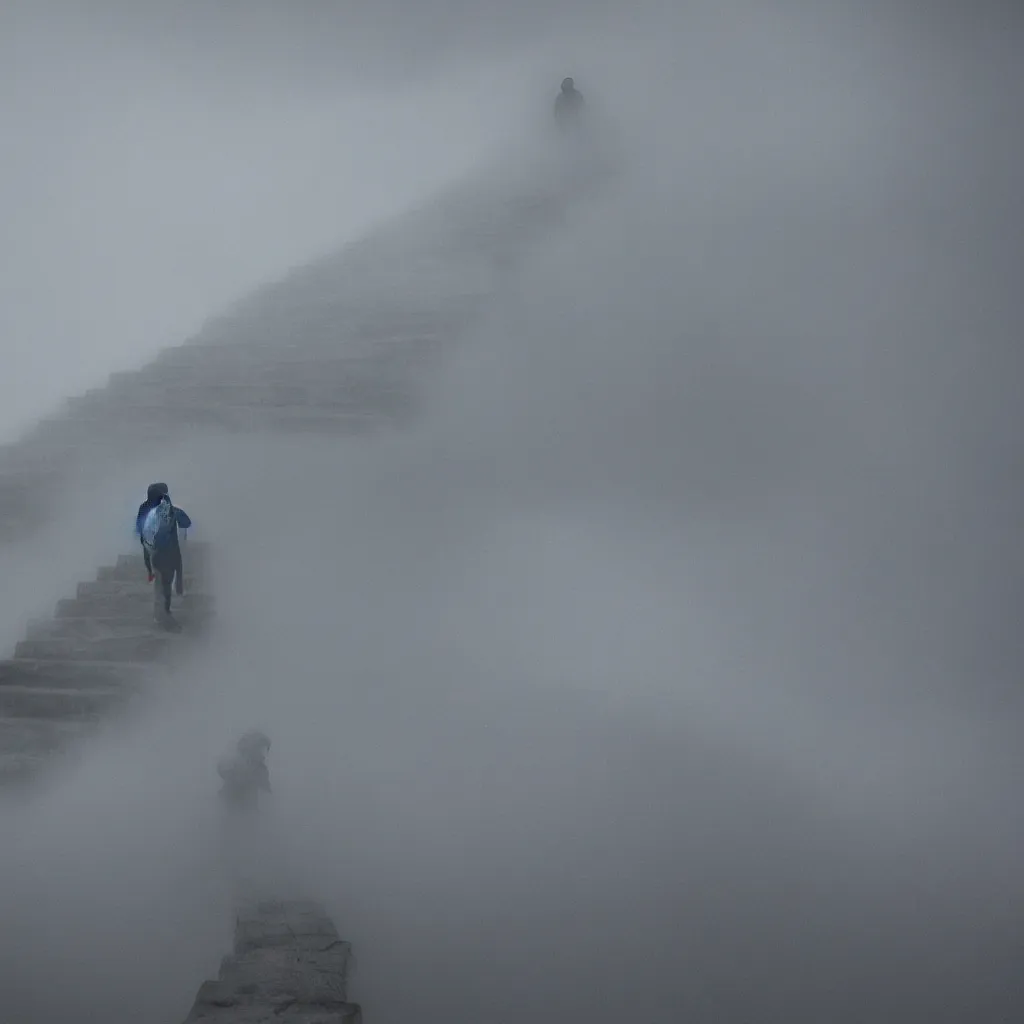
left=183, top=900, right=362, bottom=1024
left=234, top=900, right=345, bottom=955
left=56, top=592, right=214, bottom=618
left=140, top=341, right=436, bottom=380
left=207, top=408, right=389, bottom=435
left=97, top=563, right=201, bottom=584
left=0, top=716, right=98, bottom=782
left=244, top=409, right=391, bottom=435
left=0, top=658, right=157, bottom=690
left=221, top=947, right=353, bottom=999
left=0, top=714, right=97, bottom=749
left=69, top=387, right=408, bottom=423
left=111, top=547, right=209, bottom=576
left=62, top=400, right=404, bottom=438
left=107, top=378, right=410, bottom=404
left=1, top=536, right=214, bottom=787
left=14, top=633, right=178, bottom=663
left=116, top=541, right=210, bottom=567
left=0, top=685, right=126, bottom=718
left=188, top=954, right=360, bottom=1021
left=25, top=617, right=209, bottom=641
left=77, top=579, right=204, bottom=601
left=184, top=998, right=362, bottom=1023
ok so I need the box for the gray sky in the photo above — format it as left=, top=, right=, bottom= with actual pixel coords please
left=0, top=2, right=1023, bottom=1022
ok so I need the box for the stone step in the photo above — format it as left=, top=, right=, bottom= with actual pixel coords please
left=97, top=564, right=201, bottom=584
left=14, top=633, right=178, bottom=663
left=0, top=751, right=51, bottom=784
left=0, top=714, right=98, bottom=749
left=56, top=592, right=214, bottom=618
left=114, top=545, right=210, bottom=575
left=211, top=949, right=355, bottom=1010
left=24, top=616, right=209, bottom=641
left=183, top=898, right=361, bottom=1024
left=0, top=716, right=98, bottom=782
left=234, top=901, right=343, bottom=955
left=0, top=658, right=158, bottom=691
left=118, top=540, right=210, bottom=561
left=77, top=579, right=205, bottom=601
left=65, top=404, right=400, bottom=437
left=252, top=408, right=393, bottom=434
left=145, top=342, right=431, bottom=377
left=70, top=386, right=408, bottom=422
left=111, top=378, right=409, bottom=404
left=184, top=995, right=362, bottom=1023
left=0, top=685, right=126, bottom=719
left=77, top=579, right=150, bottom=600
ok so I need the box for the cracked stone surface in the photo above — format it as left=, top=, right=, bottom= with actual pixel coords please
left=183, top=900, right=361, bottom=1024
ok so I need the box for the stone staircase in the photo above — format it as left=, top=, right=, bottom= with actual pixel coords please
left=0, top=539, right=213, bottom=786
left=0, top=155, right=588, bottom=1018
left=0, top=162, right=579, bottom=544
left=0, top=546, right=366, bottom=1019
left=183, top=899, right=362, bottom=1023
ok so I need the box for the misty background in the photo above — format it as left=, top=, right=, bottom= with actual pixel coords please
left=1, top=1, right=1023, bottom=1022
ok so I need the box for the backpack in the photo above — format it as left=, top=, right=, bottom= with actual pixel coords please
left=141, top=497, right=176, bottom=553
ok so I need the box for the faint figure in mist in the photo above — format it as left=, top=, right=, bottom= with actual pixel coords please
left=217, top=729, right=272, bottom=814
left=554, top=76, right=585, bottom=134
left=550, top=74, right=614, bottom=184
left=217, top=730, right=276, bottom=904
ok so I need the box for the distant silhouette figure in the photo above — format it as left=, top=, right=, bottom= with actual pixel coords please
left=218, top=730, right=272, bottom=813
left=554, top=77, right=585, bottom=133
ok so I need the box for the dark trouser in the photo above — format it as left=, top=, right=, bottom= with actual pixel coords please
left=151, top=547, right=184, bottom=616
left=153, top=565, right=172, bottom=616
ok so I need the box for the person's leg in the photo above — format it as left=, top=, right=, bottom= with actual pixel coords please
left=156, top=566, right=182, bottom=630
left=152, top=554, right=173, bottom=616
left=173, top=547, right=184, bottom=596
left=161, top=568, right=173, bottom=614
left=152, top=566, right=165, bottom=619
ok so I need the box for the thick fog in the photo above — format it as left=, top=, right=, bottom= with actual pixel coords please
left=0, top=0, right=539, bottom=439
left=1, top=2, right=1024, bottom=1023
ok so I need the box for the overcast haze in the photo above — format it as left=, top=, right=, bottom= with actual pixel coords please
left=1, top=2, right=1023, bottom=1022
